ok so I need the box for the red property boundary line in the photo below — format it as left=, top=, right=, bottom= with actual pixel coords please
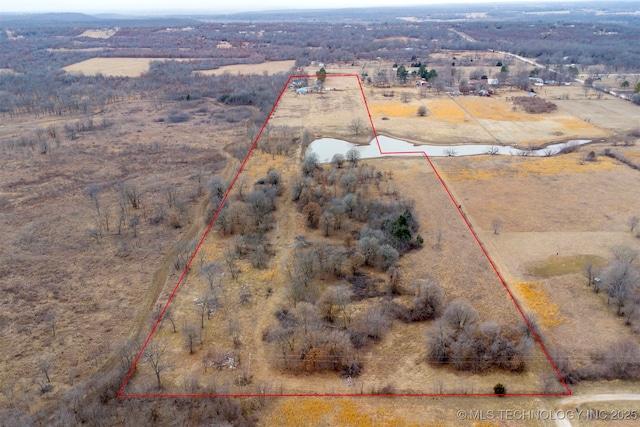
left=118, top=74, right=571, bottom=398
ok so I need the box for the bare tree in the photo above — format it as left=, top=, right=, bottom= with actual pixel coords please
left=200, top=261, right=223, bottom=294
left=224, top=249, right=240, bottom=280
left=492, top=218, right=502, bottom=235
left=442, top=300, right=479, bottom=331
left=331, top=153, right=345, bottom=169
left=417, top=105, right=428, bottom=117
left=196, top=292, right=217, bottom=329
left=346, top=148, right=361, bottom=167
left=182, top=322, right=199, bottom=354
left=583, top=261, right=595, bottom=287
left=333, top=284, right=353, bottom=328
left=629, top=216, right=639, bottom=233
left=604, top=260, right=639, bottom=315
left=349, top=117, right=365, bottom=135
left=144, top=342, right=172, bottom=389
left=612, top=245, right=639, bottom=264
left=37, top=353, right=55, bottom=384
left=44, top=310, right=57, bottom=338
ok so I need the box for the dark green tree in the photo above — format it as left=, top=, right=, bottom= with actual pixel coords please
left=396, top=65, right=408, bottom=83
left=316, top=67, right=327, bottom=83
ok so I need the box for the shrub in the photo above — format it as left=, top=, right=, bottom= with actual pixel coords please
left=513, top=97, right=557, bottom=114
left=494, top=383, right=506, bottom=396
left=167, top=112, right=190, bottom=123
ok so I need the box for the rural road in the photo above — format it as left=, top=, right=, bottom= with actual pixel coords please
left=554, top=394, right=640, bottom=427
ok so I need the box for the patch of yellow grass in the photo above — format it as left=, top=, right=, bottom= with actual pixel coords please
left=426, top=98, right=467, bottom=123
left=368, top=102, right=418, bottom=118
left=456, top=97, right=540, bottom=122
left=553, top=117, right=608, bottom=135
left=515, top=282, right=566, bottom=327
left=445, top=153, right=619, bottom=181
left=515, top=154, right=617, bottom=177
left=263, top=398, right=434, bottom=427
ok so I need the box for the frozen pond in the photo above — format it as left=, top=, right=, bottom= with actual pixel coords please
left=307, top=135, right=591, bottom=162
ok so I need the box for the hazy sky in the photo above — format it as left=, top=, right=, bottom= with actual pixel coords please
left=2, top=0, right=571, bottom=14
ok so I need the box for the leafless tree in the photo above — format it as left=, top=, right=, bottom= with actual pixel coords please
left=604, top=260, right=639, bottom=315
left=182, top=322, right=199, bottom=354
left=492, top=218, right=502, bottom=235
left=349, top=117, right=365, bottom=135
left=433, top=229, right=444, bottom=250
left=629, top=216, right=639, bottom=232
left=612, top=245, right=639, bottom=264
left=331, top=153, right=345, bottom=169
left=417, top=105, right=428, bottom=116
left=196, top=292, right=217, bottom=329
left=44, top=310, right=57, bottom=338
left=37, top=353, right=55, bottom=384
left=603, top=340, right=640, bottom=379
left=224, top=249, right=240, bottom=280
left=583, top=261, right=595, bottom=287
left=443, top=300, right=479, bottom=331
left=200, top=261, right=223, bottom=294
left=144, top=342, right=172, bottom=389
left=345, top=148, right=361, bottom=167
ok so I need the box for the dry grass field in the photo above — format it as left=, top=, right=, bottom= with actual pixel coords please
left=121, top=78, right=573, bottom=398
left=0, top=97, right=247, bottom=413
left=62, top=57, right=195, bottom=77
left=3, top=54, right=639, bottom=424
left=434, top=135, right=640, bottom=364
left=77, top=29, right=118, bottom=39
left=197, top=60, right=297, bottom=76
left=366, top=87, right=610, bottom=145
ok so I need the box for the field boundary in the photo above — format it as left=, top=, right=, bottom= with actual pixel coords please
left=117, top=74, right=571, bottom=398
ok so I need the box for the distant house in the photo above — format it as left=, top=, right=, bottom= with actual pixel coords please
left=480, top=77, right=499, bottom=86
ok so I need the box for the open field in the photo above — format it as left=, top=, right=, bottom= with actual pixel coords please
left=63, top=57, right=195, bottom=77
left=0, top=97, right=247, bottom=413
left=77, top=29, right=118, bottom=39
left=2, top=26, right=639, bottom=422
left=120, top=77, right=564, bottom=398
left=197, top=60, right=297, bottom=76
left=434, top=142, right=640, bottom=363
left=367, top=87, right=609, bottom=145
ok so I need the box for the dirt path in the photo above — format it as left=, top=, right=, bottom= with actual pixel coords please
left=554, top=394, right=640, bottom=427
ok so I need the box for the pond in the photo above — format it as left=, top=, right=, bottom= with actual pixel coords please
left=307, top=135, right=591, bottom=163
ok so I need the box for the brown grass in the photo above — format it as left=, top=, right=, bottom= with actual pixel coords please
left=63, top=57, right=195, bottom=77
left=124, top=88, right=563, bottom=396
left=197, top=60, right=296, bottom=76
left=77, top=29, right=118, bottom=39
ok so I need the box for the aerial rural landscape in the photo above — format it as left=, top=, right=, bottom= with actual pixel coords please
left=1, top=1, right=639, bottom=425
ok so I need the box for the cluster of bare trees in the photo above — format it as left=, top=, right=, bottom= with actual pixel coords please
left=257, top=146, right=432, bottom=378
left=585, top=245, right=640, bottom=325
left=257, top=124, right=300, bottom=157
left=426, top=300, right=532, bottom=372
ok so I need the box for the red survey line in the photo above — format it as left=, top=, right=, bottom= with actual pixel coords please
left=119, top=73, right=570, bottom=397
